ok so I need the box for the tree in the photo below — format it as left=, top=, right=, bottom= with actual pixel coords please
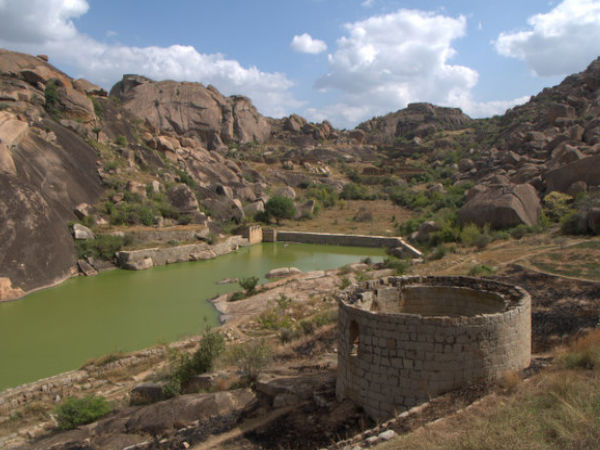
left=265, top=196, right=296, bottom=224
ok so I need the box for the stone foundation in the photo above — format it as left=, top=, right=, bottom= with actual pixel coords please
left=336, top=276, right=531, bottom=419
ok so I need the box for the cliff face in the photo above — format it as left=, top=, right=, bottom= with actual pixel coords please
left=109, top=75, right=273, bottom=149
left=0, top=50, right=102, bottom=297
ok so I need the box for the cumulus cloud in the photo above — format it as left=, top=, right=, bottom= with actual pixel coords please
left=310, top=9, right=521, bottom=126
left=0, top=0, right=300, bottom=117
left=290, top=33, right=327, bottom=54
left=495, top=0, right=600, bottom=76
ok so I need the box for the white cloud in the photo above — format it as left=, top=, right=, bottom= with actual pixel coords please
left=290, top=33, right=327, bottom=54
left=494, top=0, right=600, bottom=76
left=361, top=0, right=375, bottom=7
left=311, top=9, right=486, bottom=126
left=0, top=0, right=88, bottom=43
left=0, top=0, right=300, bottom=118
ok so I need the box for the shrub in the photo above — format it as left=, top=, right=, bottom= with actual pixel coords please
left=192, top=329, right=226, bottom=374
left=163, top=329, right=225, bottom=397
left=300, top=319, right=315, bottom=335
left=239, top=276, right=259, bottom=295
left=543, top=191, right=574, bottom=223
left=382, top=258, right=408, bottom=275
left=265, top=195, right=296, bottom=224
left=428, top=245, right=446, bottom=260
left=55, top=395, right=112, bottom=430
left=75, top=234, right=133, bottom=260
left=44, top=79, right=61, bottom=119
left=339, top=276, right=352, bottom=289
left=228, top=339, right=272, bottom=383
left=468, top=264, right=495, bottom=276
left=352, top=206, right=374, bottom=222
left=460, top=223, right=491, bottom=249
left=305, top=183, right=338, bottom=208
left=115, top=135, right=128, bottom=146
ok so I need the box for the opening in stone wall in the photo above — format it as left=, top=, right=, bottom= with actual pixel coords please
left=349, top=320, right=360, bottom=356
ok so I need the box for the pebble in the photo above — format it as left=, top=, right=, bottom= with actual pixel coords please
left=378, top=429, right=397, bottom=441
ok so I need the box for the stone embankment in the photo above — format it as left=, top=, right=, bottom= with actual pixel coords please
left=116, top=236, right=248, bottom=270
left=263, top=229, right=422, bottom=257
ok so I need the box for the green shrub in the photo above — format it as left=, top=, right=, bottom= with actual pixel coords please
left=163, top=329, right=225, bottom=396
left=239, top=276, right=259, bottom=295
left=339, top=276, right=352, bottom=289
left=543, top=191, right=574, bottom=223
left=115, top=135, right=128, bottom=146
left=300, top=319, right=315, bottom=335
left=55, top=395, right=112, bottom=430
left=428, top=245, right=446, bottom=260
left=192, top=329, right=226, bottom=374
left=305, top=183, right=338, bottom=208
left=382, top=258, right=408, bottom=275
left=75, top=234, right=133, bottom=260
left=44, top=79, right=61, bottom=119
left=468, top=264, right=495, bottom=276
left=340, top=182, right=372, bottom=200
left=461, top=223, right=491, bottom=249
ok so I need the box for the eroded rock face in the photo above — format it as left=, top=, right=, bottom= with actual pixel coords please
left=110, top=75, right=272, bottom=148
left=458, top=183, right=541, bottom=229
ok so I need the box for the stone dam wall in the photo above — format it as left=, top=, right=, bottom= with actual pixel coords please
left=336, top=276, right=531, bottom=420
left=263, top=229, right=422, bottom=257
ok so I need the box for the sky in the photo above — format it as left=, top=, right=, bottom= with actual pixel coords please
left=1, top=0, right=600, bottom=128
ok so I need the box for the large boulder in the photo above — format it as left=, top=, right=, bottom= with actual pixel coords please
left=458, top=183, right=541, bottom=229
left=167, top=183, right=200, bottom=215
left=544, top=154, right=600, bottom=193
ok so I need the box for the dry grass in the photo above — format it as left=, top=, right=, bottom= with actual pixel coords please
left=283, top=199, right=412, bottom=236
left=528, top=240, right=600, bottom=281
left=376, top=330, right=600, bottom=450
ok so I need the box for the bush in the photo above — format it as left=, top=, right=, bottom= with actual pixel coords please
left=340, top=182, right=373, bottom=200
left=305, top=183, right=338, bottom=208
left=468, top=264, right=495, bottom=276
left=55, top=395, right=112, bottom=430
left=265, top=196, right=296, bottom=224
left=164, top=329, right=225, bottom=396
left=192, top=329, right=226, bottom=374
left=75, top=234, right=133, bottom=260
left=228, top=339, right=271, bottom=383
left=428, top=245, right=446, bottom=260
left=460, top=223, right=491, bottom=249
left=115, top=135, right=128, bottom=146
left=44, top=79, right=61, bottom=119
left=239, top=276, right=259, bottom=295
left=382, top=258, right=408, bottom=275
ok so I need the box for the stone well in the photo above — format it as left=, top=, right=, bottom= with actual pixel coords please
left=336, top=276, right=531, bottom=419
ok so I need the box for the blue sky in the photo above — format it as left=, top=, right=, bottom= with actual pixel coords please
left=1, top=0, right=600, bottom=128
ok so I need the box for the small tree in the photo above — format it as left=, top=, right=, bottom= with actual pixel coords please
left=265, top=196, right=296, bottom=224
left=239, top=276, right=259, bottom=295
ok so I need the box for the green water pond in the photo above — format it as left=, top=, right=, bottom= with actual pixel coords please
left=0, top=242, right=385, bottom=391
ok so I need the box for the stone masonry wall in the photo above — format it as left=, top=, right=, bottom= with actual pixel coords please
left=116, top=236, right=249, bottom=270
left=336, top=276, right=531, bottom=420
left=264, top=230, right=422, bottom=257
left=242, top=225, right=263, bottom=244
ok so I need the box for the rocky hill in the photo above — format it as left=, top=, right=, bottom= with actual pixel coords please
left=2, top=47, right=600, bottom=300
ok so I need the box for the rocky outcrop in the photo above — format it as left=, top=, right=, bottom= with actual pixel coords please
left=458, top=183, right=541, bottom=229
left=110, top=75, right=272, bottom=148
left=31, top=389, right=256, bottom=450
left=357, top=103, right=472, bottom=144
left=544, top=154, right=600, bottom=193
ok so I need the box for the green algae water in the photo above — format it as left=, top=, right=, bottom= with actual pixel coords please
left=0, top=242, right=385, bottom=391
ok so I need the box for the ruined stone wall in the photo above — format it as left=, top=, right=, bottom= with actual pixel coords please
left=242, top=225, right=263, bottom=244
left=336, top=276, right=531, bottom=419
left=116, top=236, right=248, bottom=270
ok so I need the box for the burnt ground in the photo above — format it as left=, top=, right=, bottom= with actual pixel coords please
left=494, top=264, right=600, bottom=352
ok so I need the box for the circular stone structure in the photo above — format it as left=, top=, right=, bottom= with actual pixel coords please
left=336, top=276, right=531, bottom=419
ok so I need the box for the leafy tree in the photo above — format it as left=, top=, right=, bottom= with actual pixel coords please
left=265, top=195, right=296, bottom=224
